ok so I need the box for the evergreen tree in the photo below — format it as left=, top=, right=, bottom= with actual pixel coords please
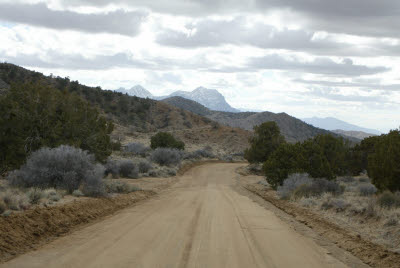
left=263, top=143, right=304, bottom=189
left=244, top=121, right=285, bottom=163
left=368, top=129, right=400, bottom=191
left=150, top=132, right=185, bottom=150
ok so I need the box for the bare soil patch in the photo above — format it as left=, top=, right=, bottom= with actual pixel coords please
left=0, top=190, right=155, bottom=263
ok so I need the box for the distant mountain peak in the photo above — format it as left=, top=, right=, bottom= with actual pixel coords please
left=160, top=86, right=239, bottom=113
left=117, top=84, right=153, bottom=98
left=115, top=85, right=239, bottom=113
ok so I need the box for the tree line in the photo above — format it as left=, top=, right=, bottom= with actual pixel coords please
left=245, top=122, right=400, bottom=192
left=0, top=82, right=114, bottom=173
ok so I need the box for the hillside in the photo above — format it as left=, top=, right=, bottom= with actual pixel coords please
left=0, top=78, right=9, bottom=95
left=208, top=111, right=337, bottom=143
left=162, top=96, right=212, bottom=116
left=160, top=95, right=352, bottom=143
left=0, top=63, right=250, bottom=154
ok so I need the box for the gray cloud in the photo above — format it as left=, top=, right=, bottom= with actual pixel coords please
left=305, top=87, right=391, bottom=104
left=157, top=17, right=340, bottom=50
left=59, top=0, right=400, bottom=38
left=0, top=2, right=147, bottom=35
left=1, top=51, right=154, bottom=70
left=0, top=46, right=390, bottom=78
left=246, top=55, right=389, bottom=76
left=59, top=0, right=247, bottom=16
left=295, top=79, right=400, bottom=91
left=254, top=0, right=400, bottom=38
left=157, top=17, right=400, bottom=57
left=0, top=50, right=217, bottom=72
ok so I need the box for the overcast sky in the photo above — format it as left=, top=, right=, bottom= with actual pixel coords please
left=1, top=0, right=399, bottom=132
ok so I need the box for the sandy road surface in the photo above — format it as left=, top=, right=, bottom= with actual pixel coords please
left=3, top=163, right=350, bottom=268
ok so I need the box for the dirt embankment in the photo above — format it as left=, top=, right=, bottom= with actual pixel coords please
left=244, top=184, right=400, bottom=268
left=0, top=190, right=155, bottom=263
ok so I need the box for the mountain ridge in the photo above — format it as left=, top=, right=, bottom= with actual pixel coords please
left=118, top=85, right=239, bottom=113
left=162, top=96, right=359, bottom=143
left=302, top=117, right=381, bottom=135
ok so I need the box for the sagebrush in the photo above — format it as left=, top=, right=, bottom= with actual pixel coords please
left=8, top=145, right=105, bottom=193
left=151, top=148, right=183, bottom=166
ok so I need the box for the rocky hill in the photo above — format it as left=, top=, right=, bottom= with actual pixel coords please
left=208, top=111, right=336, bottom=143
left=161, top=95, right=352, bottom=143
left=162, top=96, right=212, bottom=117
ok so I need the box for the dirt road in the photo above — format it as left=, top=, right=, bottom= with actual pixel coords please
left=2, top=163, right=351, bottom=268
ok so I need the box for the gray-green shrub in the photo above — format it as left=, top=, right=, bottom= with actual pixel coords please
left=358, top=184, right=377, bottom=196
left=8, top=145, right=105, bottom=193
left=278, top=173, right=343, bottom=199
left=105, top=158, right=120, bottom=178
left=72, top=189, right=84, bottom=197
left=277, top=173, right=312, bottom=199
left=184, top=149, right=214, bottom=160
left=150, top=148, right=183, bottom=166
left=118, top=160, right=139, bottom=178
left=124, top=143, right=150, bottom=157
left=377, top=191, right=400, bottom=209
left=82, top=166, right=106, bottom=197
left=105, top=181, right=140, bottom=194
left=138, top=160, right=152, bottom=173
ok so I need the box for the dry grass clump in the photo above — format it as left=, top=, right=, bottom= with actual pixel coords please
left=104, top=180, right=141, bottom=194
left=285, top=175, right=400, bottom=252
left=0, top=187, right=64, bottom=215
left=0, top=189, right=30, bottom=212
left=277, top=173, right=343, bottom=200
left=377, top=191, right=400, bottom=209
left=72, top=189, right=84, bottom=197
